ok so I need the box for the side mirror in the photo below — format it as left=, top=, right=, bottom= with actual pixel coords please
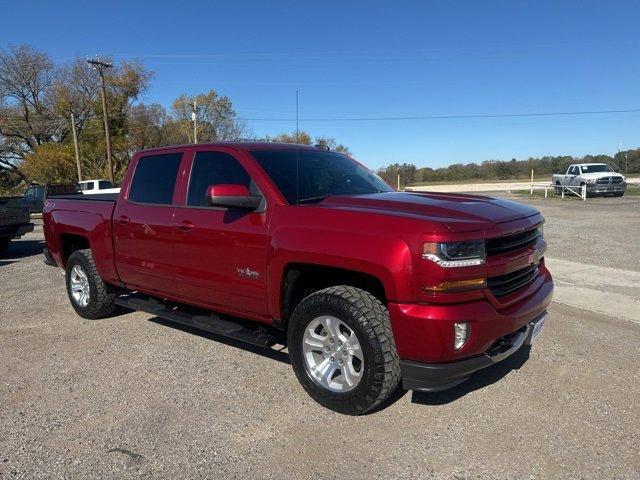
left=207, top=184, right=262, bottom=211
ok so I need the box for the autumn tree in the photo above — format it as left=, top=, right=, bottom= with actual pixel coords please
left=171, top=90, right=247, bottom=144
left=264, top=130, right=352, bottom=156
left=377, top=163, right=417, bottom=187
left=265, top=130, right=312, bottom=145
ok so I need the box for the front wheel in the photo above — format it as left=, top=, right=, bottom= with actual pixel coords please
left=288, top=286, right=400, bottom=415
left=65, top=249, right=116, bottom=319
left=0, top=238, right=10, bottom=253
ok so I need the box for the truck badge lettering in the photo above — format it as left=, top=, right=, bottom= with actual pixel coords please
left=237, top=267, right=260, bottom=279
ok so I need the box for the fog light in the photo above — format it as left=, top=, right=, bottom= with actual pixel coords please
left=454, top=322, right=470, bottom=350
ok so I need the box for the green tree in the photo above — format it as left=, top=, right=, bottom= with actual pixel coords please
left=171, top=90, right=247, bottom=144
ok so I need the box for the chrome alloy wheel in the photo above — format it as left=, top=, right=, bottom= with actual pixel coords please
left=302, top=315, right=364, bottom=392
left=70, top=264, right=90, bottom=307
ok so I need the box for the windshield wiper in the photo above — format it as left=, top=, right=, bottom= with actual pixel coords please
left=297, top=195, right=333, bottom=204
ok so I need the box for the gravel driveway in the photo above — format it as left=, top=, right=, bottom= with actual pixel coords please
left=1, top=202, right=639, bottom=479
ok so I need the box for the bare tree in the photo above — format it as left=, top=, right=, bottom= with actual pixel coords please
left=0, top=45, right=65, bottom=180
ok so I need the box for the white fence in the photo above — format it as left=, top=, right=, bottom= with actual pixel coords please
left=530, top=183, right=587, bottom=201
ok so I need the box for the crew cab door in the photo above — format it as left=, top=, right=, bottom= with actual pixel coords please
left=113, top=151, right=185, bottom=294
left=567, top=165, right=581, bottom=185
left=172, top=148, right=270, bottom=316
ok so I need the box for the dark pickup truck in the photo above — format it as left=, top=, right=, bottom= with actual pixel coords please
left=43, top=142, right=553, bottom=414
left=0, top=196, right=34, bottom=253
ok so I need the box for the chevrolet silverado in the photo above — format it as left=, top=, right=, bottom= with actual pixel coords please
left=42, top=143, right=553, bottom=414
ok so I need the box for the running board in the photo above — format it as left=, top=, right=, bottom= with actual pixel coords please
left=115, top=293, right=277, bottom=348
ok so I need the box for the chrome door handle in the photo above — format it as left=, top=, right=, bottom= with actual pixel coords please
left=115, top=215, right=130, bottom=225
left=176, top=220, right=195, bottom=231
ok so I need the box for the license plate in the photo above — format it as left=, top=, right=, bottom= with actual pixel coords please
left=530, top=314, right=547, bottom=343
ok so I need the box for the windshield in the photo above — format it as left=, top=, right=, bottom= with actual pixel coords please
left=581, top=164, right=613, bottom=173
left=251, top=149, right=393, bottom=204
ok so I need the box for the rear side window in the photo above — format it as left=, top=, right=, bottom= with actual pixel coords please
left=98, top=180, right=113, bottom=189
left=129, top=153, right=182, bottom=204
left=187, top=151, right=252, bottom=207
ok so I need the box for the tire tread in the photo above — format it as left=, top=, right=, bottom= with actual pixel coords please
left=288, top=285, right=400, bottom=415
left=66, top=249, right=116, bottom=319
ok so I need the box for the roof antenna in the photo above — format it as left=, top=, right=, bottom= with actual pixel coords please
left=295, top=90, right=300, bottom=205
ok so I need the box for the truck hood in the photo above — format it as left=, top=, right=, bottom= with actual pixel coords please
left=579, top=172, right=625, bottom=180
left=321, top=192, right=540, bottom=232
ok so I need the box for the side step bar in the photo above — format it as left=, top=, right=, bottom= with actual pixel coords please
left=115, top=293, right=277, bottom=348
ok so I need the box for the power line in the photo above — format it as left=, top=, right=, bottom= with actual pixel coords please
left=1, top=107, right=640, bottom=129
left=242, top=108, right=640, bottom=122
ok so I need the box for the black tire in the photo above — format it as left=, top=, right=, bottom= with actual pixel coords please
left=554, top=182, right=562, bottom=195
left=613, top=192, right=624, bottom=197
left=288, top=285, right=400, bottom=415
left=65, top=249, right=116, bottom=319
left=0, top=238, right=10, bottom=253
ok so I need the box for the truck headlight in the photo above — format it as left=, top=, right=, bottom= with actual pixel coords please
left=423, top=240, right=485, bottom=267
left=536, top=225, right=544, bottom=239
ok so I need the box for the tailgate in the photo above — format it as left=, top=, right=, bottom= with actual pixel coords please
left=0, top=197, right=30, bottom=227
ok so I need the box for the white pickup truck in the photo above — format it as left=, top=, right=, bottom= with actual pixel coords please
left=552, top=163, right=627, bottom=197
left=78, top=179, right=121, bottom=195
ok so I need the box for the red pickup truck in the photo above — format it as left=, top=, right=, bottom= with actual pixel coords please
left=43, top=142, right=552, bottom=414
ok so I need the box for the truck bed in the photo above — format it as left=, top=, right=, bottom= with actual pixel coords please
left=43, top=194, right=119, bottom=282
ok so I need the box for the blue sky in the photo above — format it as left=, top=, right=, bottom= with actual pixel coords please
left=2, top=0, right=639, bottom=169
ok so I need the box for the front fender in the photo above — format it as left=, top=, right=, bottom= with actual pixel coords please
left=267, top=225, right=414, bottom=319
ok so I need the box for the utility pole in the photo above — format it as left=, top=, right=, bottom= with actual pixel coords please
left=87, top=58, right=114, bottom=183
left=188, top=100, right=198, bottom=144
left=70, top=112, right=82, bottom=181
left=625, top=153, right=628, bottom=174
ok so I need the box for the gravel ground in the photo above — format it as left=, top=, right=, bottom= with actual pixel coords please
left=503, top=193, right=640, bottom=272
left=1, top=201, right=639, bottom=479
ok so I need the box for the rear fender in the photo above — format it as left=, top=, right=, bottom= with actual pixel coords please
left=48, top=210, right=120, bottom=284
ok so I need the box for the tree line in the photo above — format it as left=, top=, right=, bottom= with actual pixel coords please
left=377, top=151, right=640, bottom=187
left=0, top=45, right=350, bottom=192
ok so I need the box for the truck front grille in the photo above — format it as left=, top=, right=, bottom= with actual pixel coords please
left=487, top=263, right=539, bottom=298
left=596, top=177, right=623, bottom=185
left=485, top=228, right=540, bottom=256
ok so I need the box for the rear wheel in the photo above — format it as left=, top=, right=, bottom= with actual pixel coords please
left=288, top=285, right=400, bottom=415
left=65, top=249, right=116, bottom=319
left=0, top=238, right=10, bottom=253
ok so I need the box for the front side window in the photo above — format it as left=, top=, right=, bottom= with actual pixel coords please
left=128, top=153, right=182, bottom=204
left=187, top=151, right=253, bottom=207
left=83, top=182, right=94, bottom=191
left=251, top=149, right=392, bottom=204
